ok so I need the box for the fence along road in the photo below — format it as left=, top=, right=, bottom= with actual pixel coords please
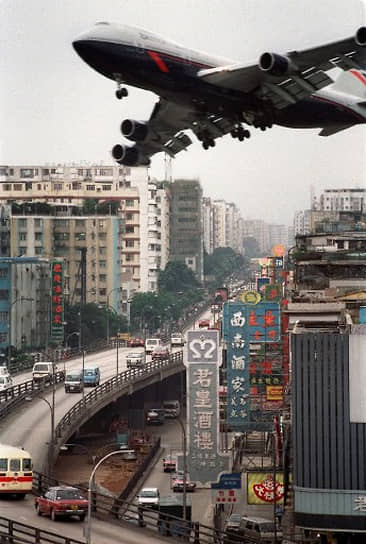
left=0, top=348, right=183, bottom=473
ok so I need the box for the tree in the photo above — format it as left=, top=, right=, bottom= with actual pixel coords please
left=158, top=261, right=200, bottom=292
left=204, top=247, right=246, bottom=286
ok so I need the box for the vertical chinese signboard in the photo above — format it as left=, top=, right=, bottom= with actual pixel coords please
left=184, top=330, right=230, bottom=484
left=224, top=303, right=250, bottom=428
left=50, top=261, right=64, bottom=344
left=223, top=300, right=282, bottom=431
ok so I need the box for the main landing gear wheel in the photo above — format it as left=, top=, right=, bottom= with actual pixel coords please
left=116, top=87, right=128, bottom=99
left=231, top=127, right=251, bottom=141
left=202, top=139, right=215, bottom=150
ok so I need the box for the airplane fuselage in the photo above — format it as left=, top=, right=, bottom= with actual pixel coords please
left=73, top=22, right=366, bottom=131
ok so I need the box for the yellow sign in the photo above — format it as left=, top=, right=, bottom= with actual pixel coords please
left=240, top=290, right=261, bottom=305
left=247, top=472, right=284, bottom=504
left=266, top=385, right=284, bottom=401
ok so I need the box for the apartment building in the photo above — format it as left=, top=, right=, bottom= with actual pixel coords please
left=169, top=179, right=203, bottom=282
left=0, top=164, right=171, bottom=348
left=202, top=197, right=214, bottom=254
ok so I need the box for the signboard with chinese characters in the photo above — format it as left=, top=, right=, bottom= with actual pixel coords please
left=223, top=302, right=282, bottom=430
left=247, top=472, right=284, bottom=505
left=224, top=303, right=250, bottom=427
left=183, top=330, right=230, bottom=484
left=50, top=261, right=64, bottom=343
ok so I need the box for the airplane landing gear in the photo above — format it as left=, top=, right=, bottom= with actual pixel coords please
left=231, top=126, right=250, bottom=141
left=202, top=139, right=215, bottom=150
left=116, top=87, right=128, bottom=99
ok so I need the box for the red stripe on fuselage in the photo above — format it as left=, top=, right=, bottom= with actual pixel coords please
left=147, top=51, right=169, bottom=73
left=350, top=69, right=366, bottom=86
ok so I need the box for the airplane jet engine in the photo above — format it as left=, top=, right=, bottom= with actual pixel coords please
left=111, top=143, right=140, bottom=166
left=259, top=52, right=297, bottom=76
left=121, top=119, right=149, bottom=142
left=356, top=26, right=366, bottom=46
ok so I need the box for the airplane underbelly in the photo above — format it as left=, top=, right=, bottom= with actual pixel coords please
left=274, top=98, right=360, bottom=128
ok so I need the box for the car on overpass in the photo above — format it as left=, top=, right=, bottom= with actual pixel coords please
left=34, top=486, right=88, bottom=521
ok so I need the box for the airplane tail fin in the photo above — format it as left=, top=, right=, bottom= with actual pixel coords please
left=332, top=69, right=366, bottom=99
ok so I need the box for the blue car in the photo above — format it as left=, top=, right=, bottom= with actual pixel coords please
left=83, top=366, right=100, bottom=387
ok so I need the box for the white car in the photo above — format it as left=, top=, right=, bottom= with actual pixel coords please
left=126, top=352, right=145, bottom=368
left=137, top=487, right=160, bottom=507
left=170, top=333, right=185, bottom=347
left=0, top=374, right=13, bottom=392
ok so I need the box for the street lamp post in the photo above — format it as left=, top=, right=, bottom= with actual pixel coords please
left=106, top=287, right=121, bottom=346
left=176, top=417, right=187, bottom=521
left=86, top=449, right=135, bottom=544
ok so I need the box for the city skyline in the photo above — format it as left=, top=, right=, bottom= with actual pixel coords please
left=1, top=0, right=365, bottom=225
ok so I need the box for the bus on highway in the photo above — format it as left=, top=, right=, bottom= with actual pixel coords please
left=0, top=444, right=33, bottom=498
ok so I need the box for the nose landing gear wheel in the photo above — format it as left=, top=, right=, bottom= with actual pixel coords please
left=116, top=87, right=128, bottom=99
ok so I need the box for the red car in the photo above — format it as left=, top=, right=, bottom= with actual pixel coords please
left=35, top=486, right=88, bottom=521
left=172, top=477, right=196, bottom=492
left=151, top=346, right=170, bottom=361
left=128, top=337, right=145, bottom=347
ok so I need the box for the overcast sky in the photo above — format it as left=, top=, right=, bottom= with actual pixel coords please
left=1, top=0, right=365, bottom=225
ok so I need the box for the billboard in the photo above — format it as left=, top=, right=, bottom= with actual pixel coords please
left=50, top=260, right=64, bottom=343
left=247, top=472, right=284, bottom=505
left=184, top=330, right=230, bottom=483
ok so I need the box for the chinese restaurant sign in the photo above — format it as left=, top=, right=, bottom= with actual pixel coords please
left=182, top=330, right=230, bottom=483
left=50, top=261, right=64, bottom=343
left=247, top=472, right=284, bottom=505
left=223, top=301, right=281, bottom=430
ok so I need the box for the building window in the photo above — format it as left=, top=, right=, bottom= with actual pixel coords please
left=126, top=199, right=134, bottom=207
left=0, top=332, right=8, bottom=343
left=19, top=233, right=27, bottom=241
left=54, top=183, right=63, bottom=191
left=102, top=185, right=111, bottom=191
left=75, top=219, right=85, bottom=228
left=42, top=169, right=49, bottom=175
left=75, top=232, right=86, bottom=241
left=86, top=185, right=95, bottom=191
left=72, top=182, right=82, bottom=190
left=34, top=219, right=42, bottom=228
left=98, top=220, right=105, bottom=229
left=0, top=269, right=7, bottom=279
left=0, top=290, right=8, bottom=300
left=0, top=311, right=8, bottom=321
left=126, top=213, right=134, bottom=221
left=125, top=226, right=135, bottom=234
left=35, top=247, right=43, bottom=255
left=3, top=184, right=11, bottom=191
left=98, top=233, right=107, bottom=240
left=126, top=254, right=133, bottom=262
left=0, top=168, right=7, bottom=176
left=18, top=247, right=27, bottom=255
left=20, top=169, right=34, bottom=178
left=126, top=240, right=134, bottom=247
left=99, top=274, right=106, bottom=282
left=99, top=247, right=106, bottom=255
left=99, top=288, right=106, bottom=296
left=35, top=232, right=43, bottom=241
left=99, top=260, right=106, bottom=268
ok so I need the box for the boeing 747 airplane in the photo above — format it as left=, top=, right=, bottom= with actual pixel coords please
left=73, top=23, right=366, bottom=166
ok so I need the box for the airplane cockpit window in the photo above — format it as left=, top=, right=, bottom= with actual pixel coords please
left=96, top=21, right=110, bottom=26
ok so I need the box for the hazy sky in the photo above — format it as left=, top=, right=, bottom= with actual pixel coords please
left=1, top=0, right=365, bottom=225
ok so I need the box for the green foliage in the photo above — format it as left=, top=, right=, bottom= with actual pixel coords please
left=158, top=261, right=200, bottom=292
left=64, top=302, right=127, bottom=347
left=204, top=247, right=246, bottom=286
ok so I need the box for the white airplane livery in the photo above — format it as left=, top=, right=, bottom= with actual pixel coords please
left=73, top=23, right=366, bottom=166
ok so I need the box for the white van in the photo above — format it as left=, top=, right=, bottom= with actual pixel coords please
left=145, top=338, right=162, bottom=354
left=32, top=362, right=55, bottom=383
left=241, top=516, right=282, bottom=543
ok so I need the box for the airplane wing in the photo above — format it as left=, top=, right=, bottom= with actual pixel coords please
left=114, top=98, right=244, bottom=165
left=198, top=27, right=366, bottom=109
